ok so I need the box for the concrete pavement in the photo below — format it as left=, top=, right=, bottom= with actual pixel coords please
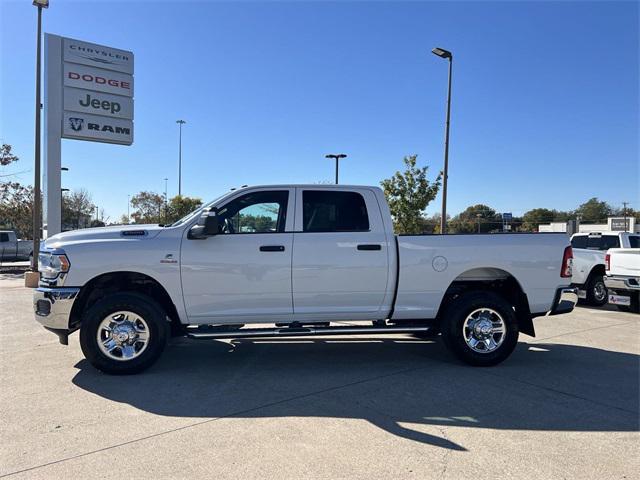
left=1, top=273, right=638, bottom=479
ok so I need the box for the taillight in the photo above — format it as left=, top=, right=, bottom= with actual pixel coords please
left=561, top=246, right=573, bottom=278
left=605, top=253, right=610, bottom=271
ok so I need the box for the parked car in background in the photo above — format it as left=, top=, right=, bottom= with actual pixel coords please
left=0, top=230, right=33, bottom=262
left=605, top=247, right=640, bottom=313
left=34, top=184, right=577, bottom=374
left=570, top=232, right=640, bottom=306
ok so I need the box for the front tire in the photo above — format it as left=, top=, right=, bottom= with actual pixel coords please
left=440, top=292, right=519, bottom=366
left=80, top=292, right=169, bottom=374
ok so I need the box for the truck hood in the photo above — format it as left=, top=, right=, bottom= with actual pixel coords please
left=44, top=224, right=165, bottom=249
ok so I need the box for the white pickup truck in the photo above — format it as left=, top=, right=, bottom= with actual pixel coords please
left=570, top=232, right=640, bottom=306
left=605, top=247, right=640, bottom=313
left=34, top=185, right=577, bottom=374
left=0, top=230, right=33, bottom=262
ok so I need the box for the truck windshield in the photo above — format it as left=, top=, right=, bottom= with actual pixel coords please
left=166, top=193, right=227, bottom=227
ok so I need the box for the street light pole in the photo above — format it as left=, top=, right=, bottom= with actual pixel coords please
left=31, top=0, right=48, bottom=271
left=127, top=195, right=130, bottom=223
left=325, top=154, right=347, bottom=184
left=432, top=47, right=453, bottom=234
left=176, top=120, right=186, bottom=196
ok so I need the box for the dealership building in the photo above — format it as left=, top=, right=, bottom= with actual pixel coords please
left=538, top=217, right=639, bottom=234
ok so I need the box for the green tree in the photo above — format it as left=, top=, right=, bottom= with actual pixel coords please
left=521, top=208, right=557, bottom=232
left=575, top=197, right=612, bottom=223
left=0, top=144, right=19, bottom=166
left=167, top=195, right=203, bottom=223
left=0, top=144, right=34, bottom=238
left=131, top=191, right=165, bottom=224
left=380, top=155, right=441, bottom=234
left=449, top=204, right=499, bottom=233
left=62, top=189, right=95, bottom=230
left=0, top=181, right=33, bottom=238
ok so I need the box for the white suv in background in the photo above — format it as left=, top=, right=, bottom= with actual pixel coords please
left=570, top=232, right=640, bottom=306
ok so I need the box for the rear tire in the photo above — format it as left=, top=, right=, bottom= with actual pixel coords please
left=80, top=292, right=169, bottom=374
left=586, top=274, right=607, bottom=307
left=440, top=292, right=519, bottom=366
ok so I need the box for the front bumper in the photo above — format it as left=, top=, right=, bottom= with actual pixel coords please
left=549, top=287, right=578, bottom=315
left=604, top=275, right=639, bottom=292
left=34, top=287, right=80, bottom=343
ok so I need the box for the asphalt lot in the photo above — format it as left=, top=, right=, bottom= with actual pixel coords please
left=1, top=273, right=638, bottom=479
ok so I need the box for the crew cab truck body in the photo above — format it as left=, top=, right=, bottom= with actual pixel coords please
left=0, top=230, right=32, bottom=262
left=570, top=232, right=640, bottom=306
left=34, top=185, right=577, bottom=374
left=605, top=247, right=640, bottom=313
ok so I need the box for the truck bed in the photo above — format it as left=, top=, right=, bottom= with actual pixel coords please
left=393, top=233, right=570, bottom=319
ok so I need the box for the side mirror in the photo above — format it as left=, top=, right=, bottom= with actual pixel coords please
left=188, top=208, right=219, bottom=239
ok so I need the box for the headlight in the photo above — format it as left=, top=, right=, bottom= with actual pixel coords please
left=38, top=252, right=70, bottom=279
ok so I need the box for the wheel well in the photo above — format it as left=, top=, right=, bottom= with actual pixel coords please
left=587, top=264, right=606, bottom=284
left=438, top=269, right=535, bottom=337
left=69, top=271, right=181, bottom=332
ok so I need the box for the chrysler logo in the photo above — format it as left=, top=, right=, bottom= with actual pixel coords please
left=69, top=117, right=84, bottom=131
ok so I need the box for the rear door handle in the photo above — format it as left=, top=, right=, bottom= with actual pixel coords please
left=260, top=245, right=285, bottom=252
left=357, top=244, right=382, bottom=251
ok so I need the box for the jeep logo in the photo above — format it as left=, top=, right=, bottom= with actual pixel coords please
left=79, top=93, right=121, bottom=115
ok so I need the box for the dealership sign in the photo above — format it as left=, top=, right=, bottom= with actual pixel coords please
left=43, top=34, right=135, bottom=236
left=47, top=35, right=134, bottom=145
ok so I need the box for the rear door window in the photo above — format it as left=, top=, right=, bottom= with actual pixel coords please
left=302, top=191, right=369, bottom=232
left=628, top=236, right=640, bottom=248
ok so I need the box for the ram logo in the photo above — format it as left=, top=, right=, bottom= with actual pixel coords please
left=68, top=117, right=84, bottom=131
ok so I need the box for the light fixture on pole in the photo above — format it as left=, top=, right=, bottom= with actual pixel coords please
left=325, top=154, right=347, bottom=184
left=176, top=120, right=186, bottom=196
left=432, top=46, right=453, bottom=234
left=30, top=0, right=49, bottom=273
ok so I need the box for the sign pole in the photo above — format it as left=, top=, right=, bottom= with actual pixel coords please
left=43, top=34, right=63, bottom=237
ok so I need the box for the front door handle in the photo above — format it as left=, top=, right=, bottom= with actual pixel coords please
left=357, top=244, right=382, bottom=251
left=260, top=245, right=285, bottom=252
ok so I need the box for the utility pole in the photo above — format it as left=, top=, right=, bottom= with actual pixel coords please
left=176, top=120, right=186, bottom=196
left=622, top=201, right=629, bottom=232
left=127, top=194, right=130, bottom=223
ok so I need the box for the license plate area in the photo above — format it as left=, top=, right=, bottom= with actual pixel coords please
left=608, top=294, right=631, bottom=306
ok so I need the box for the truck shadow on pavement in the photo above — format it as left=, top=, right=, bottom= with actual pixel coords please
left=72, top=338, right=639, bottom=451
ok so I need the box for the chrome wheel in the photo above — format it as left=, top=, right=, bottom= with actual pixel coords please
left=462, top=308, right=506, bottom=353
left=97, top=311, right=150, bottom=361
left=593, top=281, right=607, bottom=303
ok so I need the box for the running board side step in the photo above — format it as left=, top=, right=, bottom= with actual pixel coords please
left=186, top=325, right=431, bottom=340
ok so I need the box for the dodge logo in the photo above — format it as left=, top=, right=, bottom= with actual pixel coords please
left=69, top=117, right=84, bottom=131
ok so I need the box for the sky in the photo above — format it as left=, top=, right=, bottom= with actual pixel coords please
left=1, top=0, right=638, bottom=222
